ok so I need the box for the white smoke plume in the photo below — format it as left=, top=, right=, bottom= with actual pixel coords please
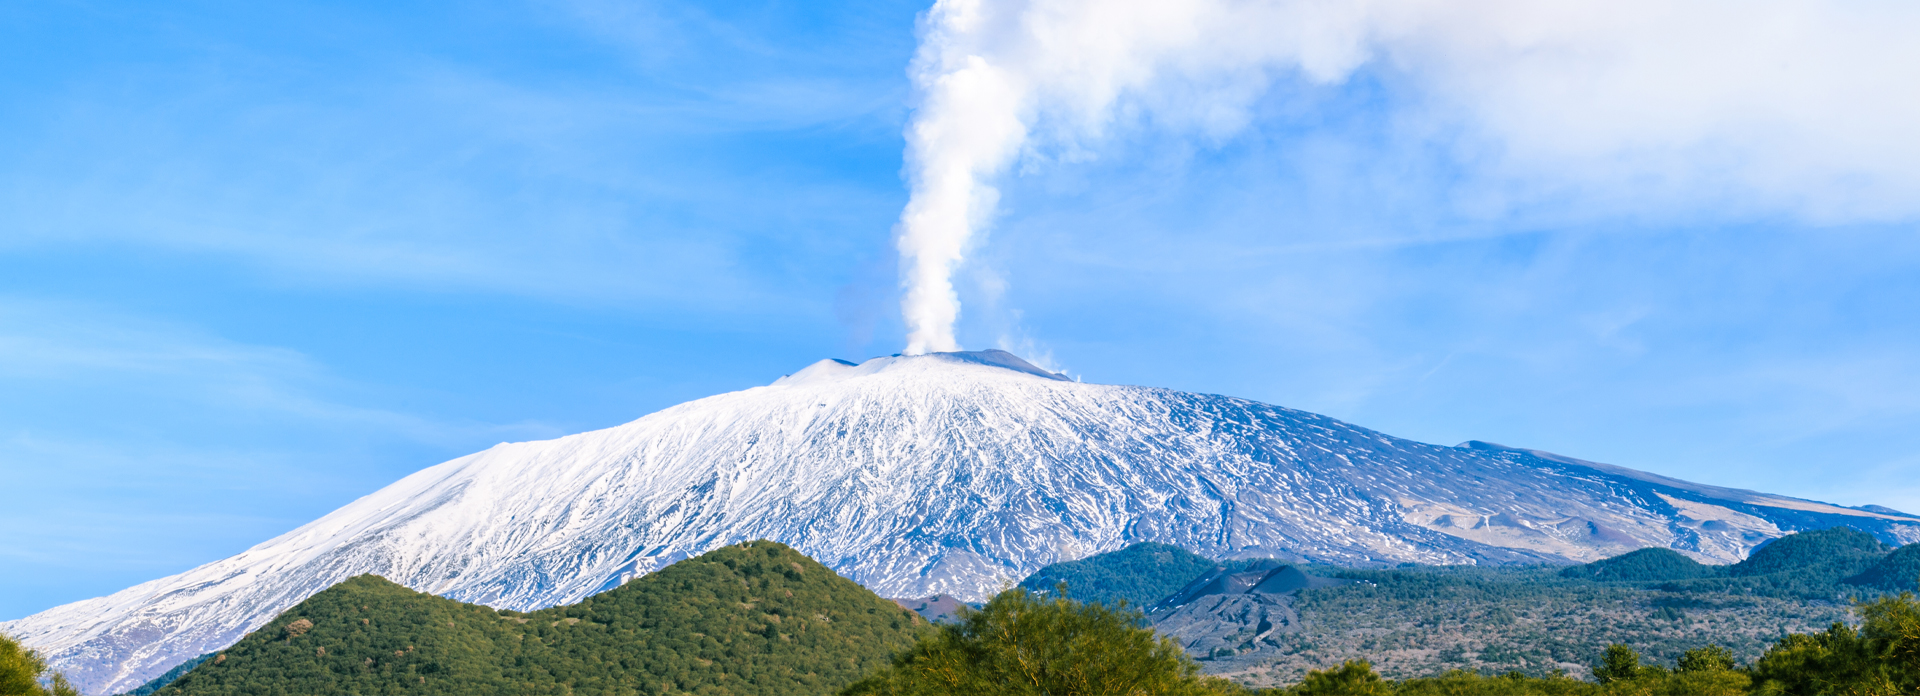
left=895, top=0, right=1920, bottom=353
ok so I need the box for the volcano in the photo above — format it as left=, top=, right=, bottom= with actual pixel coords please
left=7, top=350, right=1917, bottom=694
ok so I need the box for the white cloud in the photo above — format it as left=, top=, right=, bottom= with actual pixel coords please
left=897, top=0, right=1920, bottom=349
left=1002, top=0, right=1920, bottom=219
left=1373, top=0, right=1920, bottom=222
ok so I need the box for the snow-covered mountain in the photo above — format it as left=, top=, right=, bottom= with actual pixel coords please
left=8, top=350, right=1918, bottom=694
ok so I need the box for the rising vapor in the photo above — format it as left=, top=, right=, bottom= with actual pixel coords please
left=895, top=0, right=1920, bottom=352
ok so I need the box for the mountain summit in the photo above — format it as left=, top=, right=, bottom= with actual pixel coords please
left=8, top=350, right=1917, bottom=694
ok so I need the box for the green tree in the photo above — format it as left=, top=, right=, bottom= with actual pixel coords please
left=0, top=633, right=78, bottom=696
left=1287, top=660, right=1389, bottom=696
left=1750, top=593, right=1920, bottom=695
left=1857, top=592, right=1920, bottom=693
left=1676, top=644, right=1736, bottom=673
left=1592, top=644, right=1645, bottom=684
left=842, top=586, right=1237, bottom=696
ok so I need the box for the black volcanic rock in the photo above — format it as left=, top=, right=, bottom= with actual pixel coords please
left=890, top=595, right=973, bottom=624
left=1147, top=561, right=1351, bottom=661
left=1150, top=560, right=1348, bottom=612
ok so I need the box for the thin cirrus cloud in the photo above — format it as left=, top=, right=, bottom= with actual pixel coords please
left=0, top=70, right=857, bottom=311
left=0, top=297, right=561, bottom=447
left=0, top=0, right=915, bottom=313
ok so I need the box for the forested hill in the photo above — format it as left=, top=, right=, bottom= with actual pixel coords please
left=1018, top=542, right=1221, bottom=608
left=154, top=541, right=927, bottom=696
left=1561, top=527, right=1918, bottom=596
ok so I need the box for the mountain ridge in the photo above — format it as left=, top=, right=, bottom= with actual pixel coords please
left=151, top=541, right=923, bottom=696
left=9, top=350, right=1918, bottom=694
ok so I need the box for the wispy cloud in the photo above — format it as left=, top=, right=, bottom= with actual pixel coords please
left=0, top=298, right=561, bottom=446
left=0, top=1, right=915, bottom=314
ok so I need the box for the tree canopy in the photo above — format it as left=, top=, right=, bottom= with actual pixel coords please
left=1018, top=542, right=1223, bottom=609
left=0, top=632, right=77, bottom=696
left=841, top=586, right=1239, bottom=696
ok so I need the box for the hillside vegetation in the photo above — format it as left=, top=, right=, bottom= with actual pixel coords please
left=1556, top=548, right=1712, bottom=582
left=1239, top=531, right=1919, bottom=685
left=837, top=578, right=1920, bottom=696
left=136, top=528, right=1920, bottom=695
left=1257, top=589, right=1920, bottom=695
left=1850, top=543, right=1920, bottom=592
left=1018, top=542, right=1221, bottom=609
left=1653, top=528, right=1895, bottom=597
left=1011, top=528, right=1920, bottom=686
left=156, top=541, right=926, bottom=696
left=1247, top=564, right=1854, bottom=685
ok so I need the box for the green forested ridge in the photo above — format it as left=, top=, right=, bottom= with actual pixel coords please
left=1554, top=528, right=1906, bottom=599
left=1651, top=529, right=1901, bottom=599
left=156, top=541, right=927, bottom=696
left=1729, top=528, right=1890, bottom=577
left=1848, top=543, right=1920, bottom=592
left=1557, top=548, right=1712, bottom=582
left=1017, top=542, right=1225, bottom=609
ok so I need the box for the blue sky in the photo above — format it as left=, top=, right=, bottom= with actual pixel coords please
left=3, top=0, right=1918, bottom=621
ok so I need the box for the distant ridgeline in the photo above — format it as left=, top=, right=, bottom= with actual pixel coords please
left=1560, top=527, right=1916, bottom=594
left=143, top=541, right=924, bottom=696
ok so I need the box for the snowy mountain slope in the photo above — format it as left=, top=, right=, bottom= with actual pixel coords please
left=7, top=350, right=1917, bottom=694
